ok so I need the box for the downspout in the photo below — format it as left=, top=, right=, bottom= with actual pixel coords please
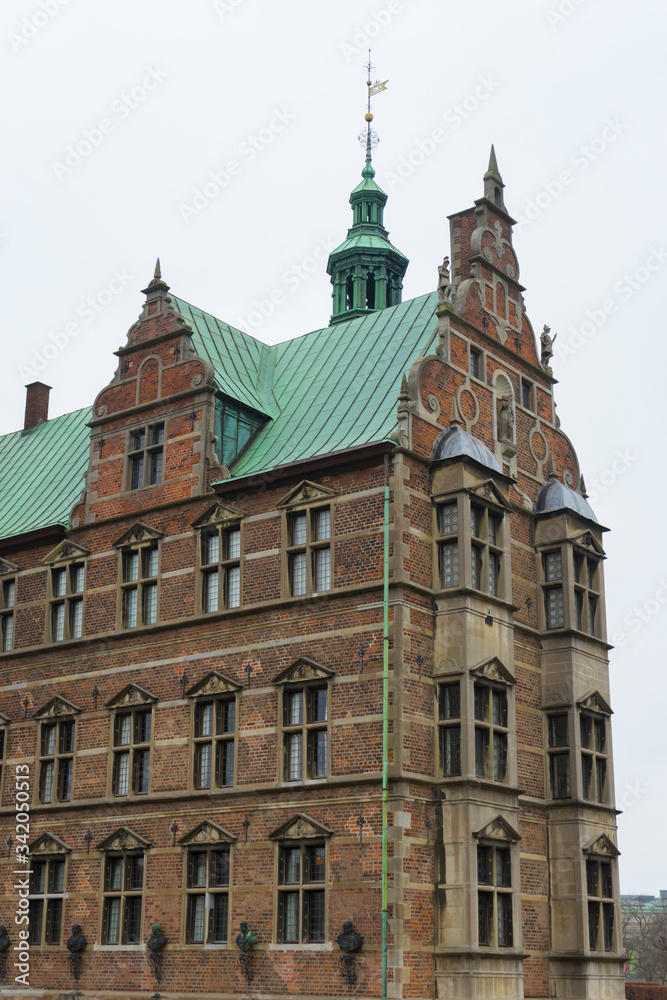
left=382, top=453, right=390, bottom=1000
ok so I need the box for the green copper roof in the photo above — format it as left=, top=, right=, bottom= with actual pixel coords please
left=328, top=231, right=408, bottom=260
left=0, top=292, right=439, bottom=540
left=0, top=407, right=92, bottom=538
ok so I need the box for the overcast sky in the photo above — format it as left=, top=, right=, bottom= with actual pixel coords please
left=1, top=0, right=665, bottom=893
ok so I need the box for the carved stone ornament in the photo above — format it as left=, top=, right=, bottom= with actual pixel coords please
left=105, top=683, right=157, bottom=710
left=97, top=827, right=151, bottom=852
left=542, top=688, right=571, bottom=707
left=273, top=657, right=334, bottom=685
left=497, top=394, right=515, bottom=445
left=30, top=832, right=71, bottom=855
left=577, top=690, right=613, bottom=716
left=469, top=480, right=510, bottom=510
left=269, top=813, right=334, bottom=841
left=584, top=834, right=620, bottom=858
left=0, top=557, right=19, bottom=576
left=473, top=815, right=520, bottom=843
left=178, top=820, right=237, bottom=847
left=34, top=696, right=82, bottom=720
left=277, top=480, right=337, bottom=509
left=434, top=657, right=461, bottom=677
left=112, top=522, right=164, bottom=549
left=191, top=501, right=245, bottom=529
left=572, top=530, right=604, bottom=556
left=185, top=671, right=240, bottom=698
left=43, top=540, right=91, bottom=566
left=470, top=657, right=514, bottom=686
left=540, top=324, right=557, bottom=368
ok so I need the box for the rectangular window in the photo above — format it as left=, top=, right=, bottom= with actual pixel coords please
left=122, top=544, right=158, bottom=628
left=201, top=524, right=242, bottom=612
left=580, top=713, right=607, bottom=803
left=586, top=858, right=615, bottom=951
left=102, top=854, right=144, bottom=944
left=287, top=506, right=332, bottom=597
left=521, top=379, right=534, bottom=410
left=128, top=422, right=165, bottom=490
left=193, top=696, right=236, bottom=789
left=28, top=857, right=66, bottom=945
left=1, top=577, right=15, bottom=651
left=39, top=720, right=75, bottom=803
left=470, top=347, right=483, bottom=380
left=112, top=707, right=152, bottom=796
left=573, top=549, right=601, bottom=636
left=437, top=501, right=460, bottom=588
left=186, top=846, right=231, bottom=944
left=282, top=684, right=328, bottom=782
left=49, top=562, right=85, bottom=642
left=477, top=844, right=513, bottom=947
left=474, top=683, right=509, bottom=782
left=469, top=503, right=503, bottom=596
left=545, top=587, right=564, bottom=629
left=548, top=713, right=571, bottom=799
left=278, top=843, right=326, bottom=943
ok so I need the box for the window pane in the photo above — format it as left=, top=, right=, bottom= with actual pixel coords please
left=221, top=700, right=235, bottom=734
left=204, top=569, right=219, bottom=612
left=489, top=553, right=500, bottom=596
left=53, top=568, right=67, bottom=598
left=582, top=754, right=593, bottom=799
left=311, top=687, right=328, bottom=723
left=226, top=565, right=241, bottom=608
left=492, top=690, right=507, bottom=727
left=546, top=587, right=564, bottom=628
left=588, top=596, right=598, bottom=635
left=226, top=528, right=241, bottom=560
left=2, top=614, right=13, bottom=651
left=586, top=860, right=598, bottom=896
left=477, top=847, right=492, bottom=885
left=440, top=503, right=458, bottom=536
left=478, top=892, right=493, bottom=945
left=52, top=860, right=65, bottom=893
left=130, top=454, right=144, bottom=490
left=59, top=758, right=73, bottom=801
left=145, top=548, right=158, bottom=578
left=292, top=513, right=307, bottom=546
left=594, top=719, right=606, bottom=753
left=213, top=893, right=229, bottom=943
left=441, top=542, right=459, bottom=587
left=470, top=349, right=481, bottom=379
left=135, top=749, right=150, bottom=793
left=575, top=590, right=584, bottom=630
left=283, top=892, right=300, bottom=943
left=488, top=514, right=500, bottom=546
left=212, top=849, right=230, bottom=887
left=32, top=862, right=47, bottom=894
left=220, top=740, right=234, bottom=787
left=550, top=753, right=571, bottom=799
left=152, top=423, right=164, bottom=446
left=471, top=545, right=482, bottom=590
left=196, top=743, right=212, bottom=788
left=497, top=849, right=512, bottom=887
left=475, top=727, right=488, bottom=778
left=124, top=588, right=138, bottom=628
left=203, top=531, right=220, bottom=565
left=29, top=900, right=43, bottom=944
left=549, top=715, right=569, bottom=747
left=189, top=894, right=205, bottom=943
left=441, top=725, right=461, bottom=776
left=126, top=897, right=142, bottom=943
left=596, top=758, right=607, bottom=803
left=470, top=506, right=482, bottom=538
left=290, top=552, right=307, bottom=596
left=118, top=715, right=132, bottom=745
left=439, top=684, right=460, bottom=720
left=493, top=732, right=508, bottom=781
left=497, top=894, right=513, bottom=947
left=115, top=752, right=130, bottom=795
left=286, top=691, right=303, bottom=726
left=108, top=857, right=123, bottom=891
left=133, top=429, right=146, bottom=450
left=41, top=761, right=54, bottom=803
left=588, top=901, right=600, bottom=949
left=105, top=898, right=121, bottom=944
left=128, top=855, right=144, bottom=890
left=310, top=730, right=327, bottom=778
left=306, top=846, right=326, bottom=883
left=4, top=580, right=15, bottom=608
left=52, top=603, right=65, bottom=641
left=144, top=583, right=158, bottom=625
left=315, top=509, right=330, bottom=541
left=314, top=547, right=330, bottom=591
left=137, top=711, right=151, bottom=743
left=44, top=724, right=57, bottom=755
left=192, top=852, right=207, bottom=888
left=71, top=564, right=85, bottom=593
left=70, top=598, right=83, bottom=638
left=197, top=703, right=214, bottom=737
left=580, top=715, right=592, bottom=749
left=150, top=449, right=163, bottom=485
left=46, top=898, right=63, bottom=945
left=544, top=551, right=562, bottom=581
left=474, top=686, right=488, bottom=722
left=125, top=552, right=139, bottom=582
left=601, top=862, right=613, bottom=899
left=286, top=732, right=302, bottom=781
left=603, top=903, right=615, bottom=951
left=307, top=890, right=325, bottom=942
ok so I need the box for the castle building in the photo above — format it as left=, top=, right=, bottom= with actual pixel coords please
left=0, top=135, right=624, bottom=1000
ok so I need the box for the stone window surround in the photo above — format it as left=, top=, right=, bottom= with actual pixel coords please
left=270, top=814, right=333, bottom=947
left=278, top=482, right=337, bottom=600
left=105, top=685, right=157, bottom=799
left=543, top=692, right=613, bottom=804
left=433, top=487, right=509, bottom=600
left=125, top=418, right=165, bottom=492
left=98, top=828, right=150, bottom=947
left=0, top=561, right=17, bottom=652
left=192, top=504, right=245, bottom=615
left=472, top=817, right=520, bottom=953
left=178, top=821, right=237, bottom=947
left=185, top=672, right=240, bottom=792
left=536, top=530, right=605, bottom=638
left=47, top=558, right=86, bottom=643
left=113, top=524, right=164, bottom=631
left=27, top=835, right=70, bottom=948
left=274, top=660, right=334, bottom=786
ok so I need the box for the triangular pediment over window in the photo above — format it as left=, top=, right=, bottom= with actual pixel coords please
left=30, top=832, right=71, bottom=855
left=112, top=522, right=164, bottom=549
left=577, top=690, right=612, bottom=716
left=185, top=671, right=241, bottom=698
left=192, top=501, right=245, bottom=528
left=468, top=480, right=511, bottom=510
left=584, top=834, right=620, bottom=858
left=0, top=712, right=10, bottom=726
left=105, top=683, right=157, bottom=709
left=42, top=540, right=91, bottom=565
left=33, top=696, right=82, bottom=720
left=178, top=820, right=237, bottom=847
left=473, top=815, right=520, bottom=843
left=277, top=481, right=337, bottom=509
left=0, top=557, right=19, bottom=575
left=470, top=657, right=514, bottom=686
left=273, top=657, right=334, bottom=685
left=572, top=530, right=605, bottom=556
left=97, top=827, right=151, bottom=852
left=433, top=657, right=463, bottom=679
left=269, top=814, right=334, bottom=841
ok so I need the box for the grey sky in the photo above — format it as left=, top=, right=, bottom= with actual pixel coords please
left=1, top=0, right=664, bottom=893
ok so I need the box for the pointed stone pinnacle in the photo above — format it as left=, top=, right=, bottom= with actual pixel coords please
left=579, top=474, right=589, bottom=498
left=547, top=454, right=558, bottom=480
left=399, top=373, right=409, bottom=400
left=154, top=258, right=161, bottom=280
left=450, top=395, right=464, bottom=427
left=484, top=144, right=503, bottom=183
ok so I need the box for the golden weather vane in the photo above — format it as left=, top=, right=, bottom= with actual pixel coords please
left=358, top=50, right=388, bottom=162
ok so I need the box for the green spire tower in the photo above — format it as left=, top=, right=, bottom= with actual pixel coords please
left=327, top=54, right=409, bottom=326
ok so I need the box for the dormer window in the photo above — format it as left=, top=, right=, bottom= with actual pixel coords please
left=128, top=421, right=164, bottom=490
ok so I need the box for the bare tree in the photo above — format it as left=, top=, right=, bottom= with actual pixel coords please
left=623, top=898, right=667, bottom=985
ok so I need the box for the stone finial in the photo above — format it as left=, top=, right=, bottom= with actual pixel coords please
left=141, top=258, right=170, bottom=297
left=579, top=475, right=588, bottom=498
left=399, top=373, right=409, bottom=401
left=484, top=144, right=503, bottom=183
left=547, top=454, right=558, bottom=480
left=450, top=395, right=464, bottom=427
left=483, top=145, right=507, bottom=211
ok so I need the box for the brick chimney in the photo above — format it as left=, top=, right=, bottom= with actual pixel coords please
left=24, top=382, right=52, bottom=430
